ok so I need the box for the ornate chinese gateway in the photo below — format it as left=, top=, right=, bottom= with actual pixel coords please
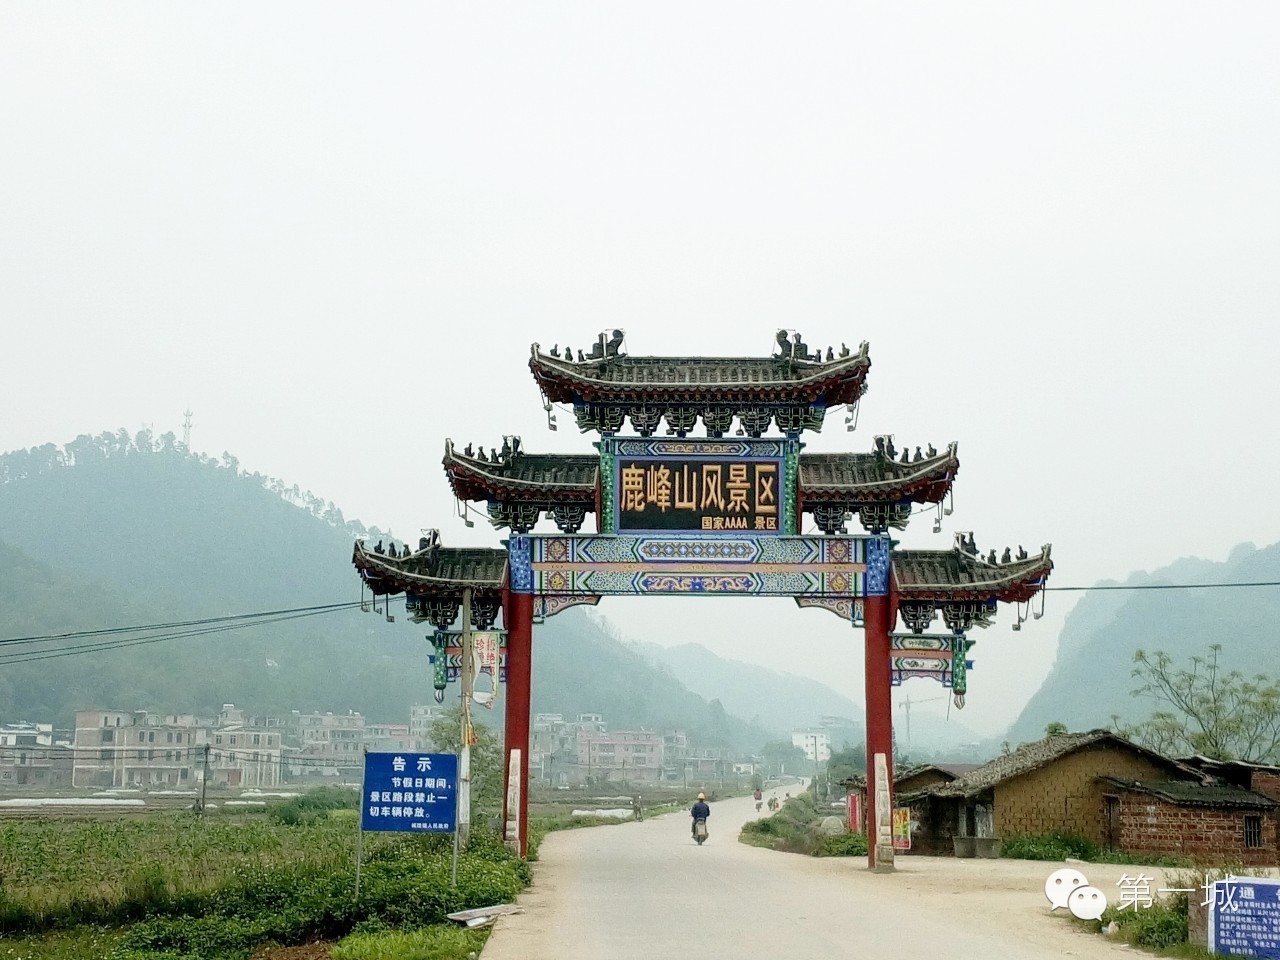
left=353, top=330, right=1052, bottom=868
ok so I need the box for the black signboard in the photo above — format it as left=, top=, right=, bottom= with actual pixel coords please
left=615, top=457, right=784, bottom=533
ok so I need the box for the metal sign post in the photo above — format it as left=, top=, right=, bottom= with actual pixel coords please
left=451, top=783, right=460, bottom=887
left=355, top=745, right=368, bottom=901
left=459, top=588, right=473, bottom=847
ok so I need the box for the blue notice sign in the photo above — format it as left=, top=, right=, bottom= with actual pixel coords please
left=1209, top=876, right=1280, bottom=958
left=361, top=752, right=457, bottom=834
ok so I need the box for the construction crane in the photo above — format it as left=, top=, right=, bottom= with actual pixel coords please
left=898, top=692, right=944, bottom=746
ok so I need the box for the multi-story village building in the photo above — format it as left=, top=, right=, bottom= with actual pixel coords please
left=73, top=710, right=200, bottom=788
left=0, top=722, right=72, bottom=788
left=575, top=728, right=665, bottom=785
left=408, top=705, right=444, bottom=750
left=71, top=707, right=282, bottom=789
left=284, top=710, right=366, bottom=780
left=663, top=729, right=725, bottom=783
left=366, top=723, right=414, bottom=752
left=531, top=713, right=607, bottom=784
left=200, top=706, right=284, bottom=788
left=792, top=729, right=833, bottom=763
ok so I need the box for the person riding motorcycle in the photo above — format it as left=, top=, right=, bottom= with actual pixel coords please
left=690, top=792, right=710, bottom=838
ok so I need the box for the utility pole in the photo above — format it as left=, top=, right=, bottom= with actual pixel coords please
left=459, top=588, right=473, bottom=846
left=198, top=742, right=210, bottom=814
left=182, top=410, right=193, bottom=448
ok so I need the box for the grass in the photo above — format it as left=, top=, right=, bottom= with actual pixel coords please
left=0, top=795, right=531, bottom=959
left=1070, top=863, right=1247, bottom=958
left=267, top=786, right=357, bottom=825
left=738, top=791, right=864, bottom=857
left=331, top=925, right=489, bottom=960
left=0, top=927, right=125, bottom=960
left=0, top=813, right=374, bottom=930
left=1000, top=833, right=1196, bottom=868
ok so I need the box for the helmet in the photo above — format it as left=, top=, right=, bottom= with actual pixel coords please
left=697, top=792, right=706, bottom=800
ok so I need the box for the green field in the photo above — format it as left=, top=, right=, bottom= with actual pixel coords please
left=0, top=800, right=529, bottom=960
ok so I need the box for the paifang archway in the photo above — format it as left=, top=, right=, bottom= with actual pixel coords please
left=352, top=332, right=1052, bottom=868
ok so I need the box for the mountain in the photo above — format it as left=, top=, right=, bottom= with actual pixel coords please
left=632, top=640, right=980, bottom=751
left=533, top=616, right=772, bottom=751
left=0, top=431, right=770, bottom=751
left=1006, top=541, right=1280, bottom=743
left=633, top=640, right=863, bottom=736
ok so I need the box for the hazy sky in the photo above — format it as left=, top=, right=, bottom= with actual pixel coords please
left=2, top=4, right=1278, bottom=737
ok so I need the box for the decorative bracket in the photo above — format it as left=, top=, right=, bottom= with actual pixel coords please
left=532, top=595, right=602, bottom=624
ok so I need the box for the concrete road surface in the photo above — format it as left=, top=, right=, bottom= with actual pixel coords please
left=483, top=792, right=1155, bottom=960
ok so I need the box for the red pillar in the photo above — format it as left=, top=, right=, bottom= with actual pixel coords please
left=864, top=590, right=894, bottom=869
left=503, top=585, right=534, bottom=857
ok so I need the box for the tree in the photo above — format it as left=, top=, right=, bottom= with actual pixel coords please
left=1045, top=721, right=1068, bottom=737
left=760, top=739, right=807, bottom=778
left=427, top=707, right=506, bottom=815
left=826, top=743, right=867, bottom=786
left=1116, top=645, right=1280, bottom=763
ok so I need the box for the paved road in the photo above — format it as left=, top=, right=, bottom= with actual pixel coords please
left=483, top=792, right=1149, bottom=960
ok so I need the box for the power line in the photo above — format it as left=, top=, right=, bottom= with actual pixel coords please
left=1045, top=581, right=1280, bottom=592
left=0, top=609, right=346, bottom=666
left=1, top=578, right=1276, bottom=663
left=0, top=602, right=364, bottom=647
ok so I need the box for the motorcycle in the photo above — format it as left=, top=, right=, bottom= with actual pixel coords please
left=693, top=817, right=709, bottom=845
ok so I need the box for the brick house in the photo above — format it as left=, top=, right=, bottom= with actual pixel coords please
left=1177, top=756, right=1280, bottom=803
left=922, top=730, right=1191, bottom=854
left=1097, top=777, right=1278, bottom=866
left=840, top=763, right=978, bottom=842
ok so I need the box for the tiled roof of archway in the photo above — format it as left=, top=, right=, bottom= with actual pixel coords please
left=353, top=541, right=507, bottom=597
left=892, top=545, right=1053, bottom=603
left=529, top=341, right=871, bottom=406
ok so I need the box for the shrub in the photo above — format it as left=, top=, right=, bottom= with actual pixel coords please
left=1000, top=834, right=1099, bottom=861
left=739, top=792, right=829, bottom=856
left=332, top=924, right=489, bottom=960
left=268, top=787, right=358, bottom=825
left=815, top=833, right=868, bottom=858
left=106, top=845, right=526, bottom=958
left=1102, top=895, right=1189, bottom=950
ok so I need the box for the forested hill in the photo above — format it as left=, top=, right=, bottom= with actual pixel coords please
left=0, top=432, right=769, bottom=750
left=1006, top=541, right=1280, bottom=743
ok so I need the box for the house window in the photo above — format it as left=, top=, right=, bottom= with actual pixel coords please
left=101, top=730, right=114, bottom=744
left=1245, top=815, right=1263, bottom=848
